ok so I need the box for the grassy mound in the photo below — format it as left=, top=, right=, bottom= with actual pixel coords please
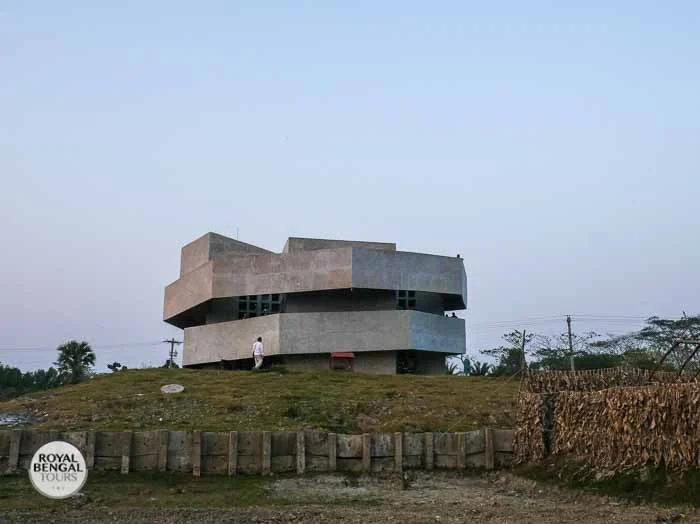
left=0, top=368, right=519, bottom=433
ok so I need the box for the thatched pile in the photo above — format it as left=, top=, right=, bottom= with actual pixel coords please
left=553, top=383, right=700, bottom=471
left=513, top=391, right=545, bottom=463
left=522, top=368, right=697, bottom=394
left=514, top=368, right=700, bottom=468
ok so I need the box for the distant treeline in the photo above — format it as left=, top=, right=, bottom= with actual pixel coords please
left=0, top=364, right=63, bottom=400
left=451, top=314, right=700, bottom=377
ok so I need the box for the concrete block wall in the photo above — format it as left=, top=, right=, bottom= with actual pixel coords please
left=0, top=428, right=514, bottom=476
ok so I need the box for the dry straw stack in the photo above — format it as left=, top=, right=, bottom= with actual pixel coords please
left=514, top=368, right=700, bottom=469
left=554, top=383, right=700, bottom=471
left=521, top=368, right=697, bottom=394
left=513, top=391, right=545, bottom=462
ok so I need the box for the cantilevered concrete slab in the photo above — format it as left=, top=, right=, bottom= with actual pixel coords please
left=164, top=247, right=467, bottom=326
left=180, top=232, right=273, bottom=276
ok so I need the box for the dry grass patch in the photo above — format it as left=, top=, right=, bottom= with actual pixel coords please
left=0, top=368, right=518, bottom=432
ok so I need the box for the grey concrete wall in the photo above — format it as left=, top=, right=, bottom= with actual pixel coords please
left=180, top=234, right=212, bottom=277
left=212, top=248, right=354, bottom=300
left=209, top=233, right=272, bottom=258
left=278, top=311, right=412, bottom=355
left=165, top=247, right=467, bottom=323
left=351, top=249, right=467, bottom=309
left=410, top=313, right=465, bottom=353
left=352, top=351, right=397, bottom=374
left=280, top=352, right=396, bottom=374
left=183, top=315, right=280, bottom=366
left=183, top=311, right=464, bottom=367
left=283, top=237, right=395, bottom=253
left=164, top=262, right=214, bottom=322
left=285, top=289, right=396, bottom=313
left=279, top=354, right=330, bottom=373
left=0, top=429, right=515, bottom=476
left=180, top=233, right=271, bottom=277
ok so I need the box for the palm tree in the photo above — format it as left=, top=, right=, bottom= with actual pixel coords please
left=470, top=361, right=492, bottom=376
left=55, top=341, right=96, bottom=384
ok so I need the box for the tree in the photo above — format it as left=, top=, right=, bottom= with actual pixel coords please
left=107, top=361, right=123, bottom=373
left=55, top=341, right=96, bottom=384
left=481, top=330, right=534, bottom=375
left=592, top=314, right=700, bottom=371
left=637, top=314, right=700, bottom=370
left=531, top=331, right=600, bottom=370
left=470, top=361, right=492, bottom=376
left=0, top=363, right=62, bottom=399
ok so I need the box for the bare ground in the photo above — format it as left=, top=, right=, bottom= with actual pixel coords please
left=2, top=472, right=697, bottom=524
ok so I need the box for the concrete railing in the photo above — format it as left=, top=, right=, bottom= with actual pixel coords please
left=0, top=428, right=514, bottom=476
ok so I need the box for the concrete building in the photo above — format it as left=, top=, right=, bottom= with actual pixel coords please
left=163, top=233, right=467, bottom=374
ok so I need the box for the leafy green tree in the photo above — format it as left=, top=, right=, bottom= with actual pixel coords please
left=54, top=341, right=96, bottom=384
left=107, top=361, right=123, bottom=372
left=25, top=367, right=61, bottom=389
left=0, top=363, right=62, bottom=399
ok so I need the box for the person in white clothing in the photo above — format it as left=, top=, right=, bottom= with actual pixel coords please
left=252, top=336, right=264, bottom=370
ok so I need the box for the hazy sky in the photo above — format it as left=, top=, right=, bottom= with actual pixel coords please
left=1, top=2, right=698, bottom=371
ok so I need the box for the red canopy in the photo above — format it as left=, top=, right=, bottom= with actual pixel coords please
left=331, top=352, right=355, bottom=359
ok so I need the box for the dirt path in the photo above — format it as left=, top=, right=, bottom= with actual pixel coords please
left=2, top=472, right=697, bottom=523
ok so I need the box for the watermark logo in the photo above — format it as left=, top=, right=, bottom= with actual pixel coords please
left=28, top=441, right=88, bottom=499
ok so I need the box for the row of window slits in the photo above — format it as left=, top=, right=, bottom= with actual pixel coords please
left=235, top=291, right=417, bottom=318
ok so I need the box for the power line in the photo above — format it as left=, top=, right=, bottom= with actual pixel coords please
left=0, top=341, right=163, bottom=352
left=0, top=314, right=672, bottom=352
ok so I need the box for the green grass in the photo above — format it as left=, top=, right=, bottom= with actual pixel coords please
left=518, top=458, right=700, bottom=507
left=0, top=368, right=518, bottom=433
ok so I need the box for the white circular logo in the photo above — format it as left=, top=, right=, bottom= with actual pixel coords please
left=29, top=441, right=88, bottom=499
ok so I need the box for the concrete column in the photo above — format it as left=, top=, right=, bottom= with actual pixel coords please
left=192, top=431, right=201, bottom=477
left=362, top=433, right=371, bottom=472
left=394, top=432, right=403, bottom=473
left=228, top=431, right=238, bottom=476
left=296, top=431, right=306, bottom=474
left=121, top=431, right=132, bottom=474
left=262, top=431, right=271, bottom=476
left=328, top=433, right=337, bottom=472
left=424, top=432, right=433, bottom=470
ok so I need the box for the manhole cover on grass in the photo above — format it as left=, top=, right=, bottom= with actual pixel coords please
left=160, top=384, right=185, bottom=394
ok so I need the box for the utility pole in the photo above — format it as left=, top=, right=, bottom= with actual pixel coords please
left=566, top=315, right=574, bottom=371
left=162, top=338, right=182, bottom=368
left=520, top=329, right=527, bottom=373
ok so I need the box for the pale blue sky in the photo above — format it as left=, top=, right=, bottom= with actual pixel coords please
left=1, top=2, right=698, bottom=371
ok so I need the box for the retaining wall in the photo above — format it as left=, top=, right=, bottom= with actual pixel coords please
left=0, top=428, right=513, bottom=476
